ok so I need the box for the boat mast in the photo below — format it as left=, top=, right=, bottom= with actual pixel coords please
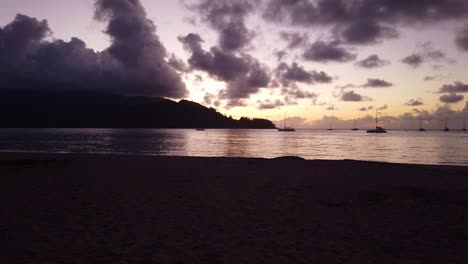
left=375, top=109, right=378, bottom=128
left=284, top=112, right=286, bottom=129
left=445, top=113, right=448, bottom=130
left=419, top=116, right=423, bottom=130
left=354, top=119, right=356, bottom=129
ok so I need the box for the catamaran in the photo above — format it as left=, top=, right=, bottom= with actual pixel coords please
left=351, top=119, right=359, bottom=131
left=418, top=116, right=426, bottom=131
left=278, top=113, right=295, bottom=132
left=367, top=110, right=387, bottom=133
left=443, top=114, right=449, bottom=132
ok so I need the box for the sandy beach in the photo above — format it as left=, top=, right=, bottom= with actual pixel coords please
left=1, top=152, right=468, bottom=263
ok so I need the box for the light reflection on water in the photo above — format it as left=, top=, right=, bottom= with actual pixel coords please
left=0, top=128, right=467, bottom=165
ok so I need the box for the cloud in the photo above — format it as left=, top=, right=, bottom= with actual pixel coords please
left=402, top=42, right=453, bottom=68
left=168, top=54, right=189, bottom=73
left=377, top=104, right=388, bottom=111
left=424, top=75, right=441, bottom=81
left=302, top=40, right=357, bottom=63
left=402, top=54, right=424, bottom=67
left=273, top=50, right=287, bottom=61
left=358, top=106, right=374, bottom=112
left=455, top=25, right=468, bottom=51
left=262, top=0, right=468, bottom=45
left=93, top=0, right=187, bottom=97
left=185, top=0, right=255, bottom=51
left=340, top=90, right=372, bottom=102
left=0, top=5, right=188, bottom=98
left=282, top=86, right=319, bottom=102
left=203, top=93, right=214, bottom=105
left=326, top=105, right=337, bottom=111
left=405, top=98, right=424, bottom=106
left=179, top=33, right=270, bottom=101
left=360, top=78, right=393, bottom=88
left=257, top=99, right=284, bottom=110
left=439, top=93, right=464, bottom=104
left=355, top=54, right=390, bottom=69
left=279, top=31, right=308, bottom=49
left=438, top=81, right=468, bottom=93
left=276, top=62, right=332, bottom=86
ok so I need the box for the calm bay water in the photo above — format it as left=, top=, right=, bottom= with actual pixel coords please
left=0, top=128, right=467, bottom=165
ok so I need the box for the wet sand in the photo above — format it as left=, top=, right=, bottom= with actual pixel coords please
left=1, top=152, right=468, bottom=263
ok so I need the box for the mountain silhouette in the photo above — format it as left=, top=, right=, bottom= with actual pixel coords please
left=0, top=91, right=275, bottom=129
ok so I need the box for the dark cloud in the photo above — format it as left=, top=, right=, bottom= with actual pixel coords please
left=0, top=5, right=188, bottom=98
left=338, top=19, right=399, bottom=44
left=279, top=31, right=308, bottom=49
left=194, top=74, right=204, bottom=83
left=303, top=40, right=356, bottom=63
left=336, top=83, right=356, bottom=90
left=281, top=86, right=319, bottom=102
left=185, top=0, right=255, bottom=51
left=93, top=0, right=187, bottom=97
left=203, top=93, right=214, bottom=105
left=179, top=33, right=270, bottom=100
left=326, top=105, right=337, bottom=111
left=276, top=62, right=332, bottom=86
left=355, top=54, right=390, bottom=69
left=377, top=104, right=388, bottom=111
left=360, top=78, right=393, bottom=88
left=273, top=50, right=287, bottom=61
left=455, top=25, right=468, bottom=51
left=263, top=0, right=468, bottom=45
left=402, top=42, right=453, bottom=68
left=439, top=93, right=464, bottom=104
left=402, top=54, right=424, bottom=67
left=168, top=54, right=189, bottom=72
left=438, top=81, right=468, bottom=93
left=225, top=98, right=247, bottom=108
left=0, top=14, right=50, bottom=64
left=341, top=90, right=371, bottom=102
left=405, top=98, right=424, bottom=106
left=257, top=99, right=284, bottom=110
left=179, top=34, right=249, bottom=81
left=358, top=106, right=374, bottom=111
left=424, top=75, right=440, bottom=81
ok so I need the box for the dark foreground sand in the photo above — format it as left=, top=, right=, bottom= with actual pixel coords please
left=1, top=153, right=468, bottom=263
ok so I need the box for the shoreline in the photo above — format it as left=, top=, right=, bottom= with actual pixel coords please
left=1, top=152, right=468, bottom=262
left=0, top=151, right=466, bottom=167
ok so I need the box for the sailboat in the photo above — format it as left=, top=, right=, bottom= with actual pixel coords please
left=443, top=114, right=449, bottom=132
left=351, top=119, right=359, bottom=131
left=463, top=117, right=467, bottom=132
left=367, top=110, right=387, bottom=133
left=328, top=121, right=334, bottom=131
left=418, top=116, right=426, bottom=131
left=278, top=113, right=295, bottom=132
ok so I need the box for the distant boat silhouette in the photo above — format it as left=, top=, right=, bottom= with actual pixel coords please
left=351, top=119, right=359, bottom=131
left=195, top=128, right=205, bottom=131
left=278, top=113, right=295, bottom=132
left=443, top=114, right=449, bottom=132
left=328, top=121, right=333, bottom=131
left=463, top=117, right=466, bottom=132
left=418, top=116, right=426, bottom=132
left=367, top=110, right=387, bottom=133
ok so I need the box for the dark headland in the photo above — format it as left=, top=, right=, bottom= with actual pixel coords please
left=1, top=152, right=468, bottom=263
left=0, top=91, right=275, bottom=129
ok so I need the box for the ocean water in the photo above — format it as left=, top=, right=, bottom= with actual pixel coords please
left=0, top=128, right=467, bottom=165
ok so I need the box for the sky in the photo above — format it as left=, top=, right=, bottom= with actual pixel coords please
left=1, top=0, right=468, bottom=128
